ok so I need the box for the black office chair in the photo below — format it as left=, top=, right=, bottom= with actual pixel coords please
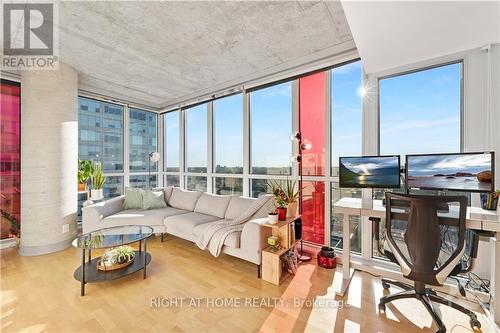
left=378, top=193, right=481, bottom=333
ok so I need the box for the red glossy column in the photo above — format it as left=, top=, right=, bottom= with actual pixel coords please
left=299, top=72, right=326, bottom=245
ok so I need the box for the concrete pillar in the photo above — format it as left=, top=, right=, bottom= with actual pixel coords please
left=20, top=63, right=78, bottom=256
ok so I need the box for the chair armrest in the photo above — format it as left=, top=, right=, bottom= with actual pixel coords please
left=82, top=196, right=125, bottom=234
left=241, top=218, right=272, bottom=252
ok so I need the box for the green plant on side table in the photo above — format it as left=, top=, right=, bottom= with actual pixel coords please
left=78, top=159, right=92, bottom=191
left=90, top=161, right=106, bottom=200
left=282, top=179, right=304, bottom=218
left=268, top=180, right=288, bottom=221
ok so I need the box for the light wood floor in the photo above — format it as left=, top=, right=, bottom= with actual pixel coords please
left=1, top=235, right=497, bottom=333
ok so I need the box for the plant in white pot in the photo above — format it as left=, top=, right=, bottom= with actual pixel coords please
left=267, top=209, right=279, bottom=224
left=90, top=161, right=106, bottom=200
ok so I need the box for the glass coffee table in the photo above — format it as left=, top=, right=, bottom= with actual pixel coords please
left=73, top=225, right=153, bottom=296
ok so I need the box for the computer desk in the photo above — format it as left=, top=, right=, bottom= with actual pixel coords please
left=333, top=197, right=500, bottom=325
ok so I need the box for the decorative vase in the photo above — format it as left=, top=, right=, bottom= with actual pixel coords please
left=268, top=213, right=279, bottom=224
left=287, top=202, right=298, bottom=218
left=78, top=182, right=86, bottom=191
left=277, top=207, right=287, bottom=221
left=90, top=189, right=103, bottom=200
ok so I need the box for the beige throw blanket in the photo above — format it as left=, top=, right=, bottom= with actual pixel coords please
left=194, top=195, right=274, bottom=257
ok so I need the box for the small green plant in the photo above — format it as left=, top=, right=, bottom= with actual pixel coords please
left=91, top=161, right=106, bottom=189
left=114, top=245, right=135, bottom=264
left=267, top=180, right=287, bottom=209
left=102, top=245, right=135, bottom=265
left=78, top=159, right=92, bottom=184
left=282, top=179, right=305, bottom=204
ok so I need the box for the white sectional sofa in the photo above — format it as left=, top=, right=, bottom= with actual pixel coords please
left=82, top=187, right=273, bottom=275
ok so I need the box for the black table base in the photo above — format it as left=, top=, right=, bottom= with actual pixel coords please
left=74, top=247, right=151, bottom=296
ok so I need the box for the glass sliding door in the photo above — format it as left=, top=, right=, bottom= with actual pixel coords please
left=0, top=80, right=21, bottom=239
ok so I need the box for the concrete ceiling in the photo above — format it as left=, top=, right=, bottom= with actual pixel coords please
left=57, top=1, right=354, bottom=109
left=342, top=1, right=500, bottom=74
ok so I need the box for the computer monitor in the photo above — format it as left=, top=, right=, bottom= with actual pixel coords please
left=339, top=155, right=401, bottom=188
left=406, top=152, right=495, bottom=192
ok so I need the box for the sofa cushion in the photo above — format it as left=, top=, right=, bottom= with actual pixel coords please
left=224, top=196, right=257, bottom=220
left=123, top=187, right=144, bottom=210
left=163, top=186, right=174, bottom=204
left=164, top=212, right=219, bottom=238
left=143, top=190, right=168, bottom=210
left=168, top=188, right=202, bottom=211
left=192, top=219, right=241, bottom=248
left=101, top=207, right=189, bottom=227
left=194, top=193, right=231, bottom=218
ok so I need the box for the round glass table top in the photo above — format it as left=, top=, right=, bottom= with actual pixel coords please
left=73, top=225, right=153, bottom=250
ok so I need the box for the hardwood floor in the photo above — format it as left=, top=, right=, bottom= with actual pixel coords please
left=1, top=235, right=496, bottom=333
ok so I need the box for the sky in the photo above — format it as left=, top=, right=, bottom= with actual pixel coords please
left=380, top=63, right=461, bottom=157
left=162, top=61, right=462, bottom=170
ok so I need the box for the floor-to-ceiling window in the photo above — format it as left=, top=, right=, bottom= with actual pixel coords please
left=250, top=82, right=292, bottom=197
left=0, top=80, right=21, bottom=239
left=213, top=94, right=244, bottom=195
left=330, top=60, right=363, bottom=252
left=373, top=62, right=462, bottom=259
left=250, top=82, right=292, bottom=177
left=185, top=103, right=208, bottom=191
left=164, top=110, right=180, bottom=187
left=78, top=97, right=124, bottom=198
left=129, top=108, right=158, bottom=188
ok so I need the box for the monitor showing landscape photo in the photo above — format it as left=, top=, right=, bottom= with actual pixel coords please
left=407, top=153, right=493, bottom=192
left=339, top=156, right=400, bottom=188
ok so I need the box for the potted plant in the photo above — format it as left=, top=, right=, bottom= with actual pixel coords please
left=283, top=179, right=303, bottom=218
left=267, top=209, right=279, bottom=224
left=78, top=159, right=92, bottom=191
left=90, top=161, right=106, bottom=200
left=268, top=180, right=287, bottom=220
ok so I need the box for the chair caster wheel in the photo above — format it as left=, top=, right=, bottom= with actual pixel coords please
left=470, top=319, right=481, bottom=329
left=378, top=303, right=386, bottom=312
left=382, top=282, right=390, bottom=290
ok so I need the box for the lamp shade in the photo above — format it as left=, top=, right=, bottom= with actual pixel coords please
left=149, top=152, right=160, bottom=162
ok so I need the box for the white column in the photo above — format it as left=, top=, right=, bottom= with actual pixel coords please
left=19, top=63, right=78, bottom=256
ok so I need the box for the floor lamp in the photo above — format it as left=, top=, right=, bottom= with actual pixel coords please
left=148, top=152, right=160, bottom=189
left=290, top=132, right=311, bottom=262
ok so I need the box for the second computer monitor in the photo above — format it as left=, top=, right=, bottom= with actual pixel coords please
left=406, top=152, right=495, bottom=192
left=339, top=155, right=401, bottom=188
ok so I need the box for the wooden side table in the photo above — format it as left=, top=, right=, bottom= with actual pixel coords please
left=261, top=215, right=301, bottom=285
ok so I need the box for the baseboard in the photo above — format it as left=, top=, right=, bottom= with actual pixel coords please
left=0, top=238, right=17, bottom=250
left=18, top=233, right=76, bottom=256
